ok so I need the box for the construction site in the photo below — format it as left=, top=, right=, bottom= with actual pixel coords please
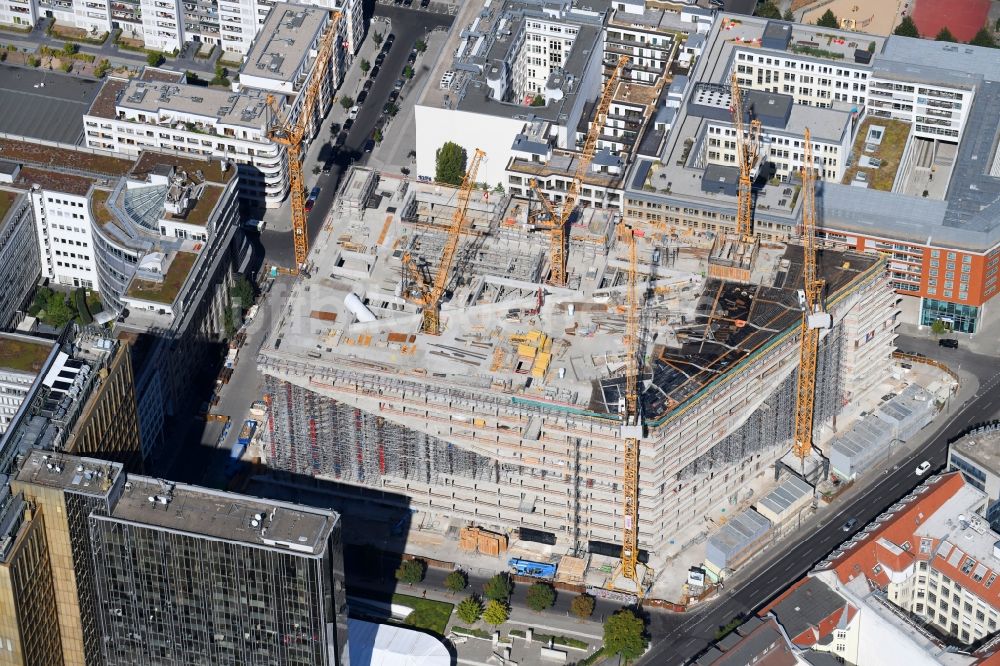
left=257, top=159, right=899, bottom=595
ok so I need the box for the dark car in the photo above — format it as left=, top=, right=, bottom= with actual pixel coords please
left=363, top=138, right=375, bottom=153
left=335, top=130, right=348, bottom=146
left=357, top=90, right=368, bottom=104
left=939, top=338, right=959, bottom=348
left=420, top=0, right=429, bottom=7
left=305, top=197, right=316, bottom=211
left=363, top=79, right=373, bottom=93
left=343, top=118, right=354, bottom=131
left=403, top=0, right=412, bottom=6
left=310, top=186, right=321, bottom=199
left=370, top=65, right=380, bottom=79
left=386, top=33, right=395, bottom=46
left=387, top=89, right=399, bottom=103
left=375, top=53, right=385, bottom=66
left=407, top=51, right=417, bottom=65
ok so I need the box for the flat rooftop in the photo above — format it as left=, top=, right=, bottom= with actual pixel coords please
left=950, top=429, right=1000, bottom=476
left=101, top=475, right=338, bottom=556
left=242, top=4, right=327, bottom=84
left=15, top=449, right=123, bottom=497
left=0, top=137, right=133, bottom=178
left=125, top=250, right=198, bottom=305
left=0, top=333, right=54, bottom=375
left=0, top=63, right=103, bottom=144
left=112, top=79, right=274, bottom=130
left=261, top=169, right=880, bottom=425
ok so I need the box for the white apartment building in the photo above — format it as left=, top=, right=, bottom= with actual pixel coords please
left=513, top=17, right=580, bottom=102
left=28, top=175, right=102, bottom=291
left=0, top=0, right=362, bottom=58
left=603, top=2, right=677, bottom=86
left=84, top=7, right=342, bottom=208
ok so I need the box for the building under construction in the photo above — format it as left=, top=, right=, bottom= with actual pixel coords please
left=258, top=167, right=898, bottom=576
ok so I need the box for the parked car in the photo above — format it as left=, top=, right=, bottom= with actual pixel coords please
left=420, top=0, right=429, bottom=7
left=916, top=461, right=932, bottom=475
left=394, top=78, right=405, bottom=90
left=841, top=518, right=858, bottom=532
left=370, top=65, right=380, bottom=79
left=363, top=138, right=375, bottom=153
left=305, top=198, right=316, bottom=212
left=939, top=338, right=959, bottom=348
left=357, top=90, right=369, bottom=104
left=363, top=79, right=373, bottom=92
left=387, top=89, right=399, bottom=103
left=343, top=118, right=354, bottom=131
left=347, top=105, right=360, bottom=120
left=407, top=50, right=417, bottom=64
left=310, top=186, right=321, bottom=200
left=375, top=53, right=385, bottom=66
left=335, top=130, right=348, bottom=146
left=386, top=33, right=395, bottom=47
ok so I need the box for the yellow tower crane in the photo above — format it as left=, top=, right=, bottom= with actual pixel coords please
left=403, top=148, right=486, bottom=335
left=730, top=72, right=762, bottom=240
left=792, top=128, right=830, bottom=462
left=614, top=221, right=645, bottom=590
left=266, top=10, right=341, bottom=273
left=530, top=55, right=629, bottom=286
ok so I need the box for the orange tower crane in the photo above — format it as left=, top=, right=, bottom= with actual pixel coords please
left=792, top=128, right=830, bottom=461
left=617, top=222, right=644, bottom=588
left=403, top=148, right=486, bottom=335
left=530, top=55, right=629, bottom=286
left=730, top=72, right=762, bottom=240
left=266, top=10, right=341, bottom=272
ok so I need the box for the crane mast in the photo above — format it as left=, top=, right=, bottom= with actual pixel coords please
left=619, top=222, right=643, bottom=586
left=730, top=72, right=761, bottom=240
left=266, top=10, right=341, bottom=272
left=531, top=55, right=629, bottom=286
left=792, top=128, right=828, bottom=461
left=403, top=149, right=486, bottom=335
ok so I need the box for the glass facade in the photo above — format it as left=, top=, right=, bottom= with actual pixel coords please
left=920, top=297, right=980, bottom=334
left=88, top=515, right=347, bottom=666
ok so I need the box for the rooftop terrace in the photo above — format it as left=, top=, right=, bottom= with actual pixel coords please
left=0, top=333, right=54, bottom=374
left=0, top=190, right=17, bottom=222
left=125, top=251, right=198, bottom=305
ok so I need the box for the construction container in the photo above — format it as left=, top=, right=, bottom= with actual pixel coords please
left=458, top=526, right=508, bottom=556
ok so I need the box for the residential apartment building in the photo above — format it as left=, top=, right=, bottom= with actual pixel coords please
left=88, top=476, right=348, bottom=665
left=603, top=0, right=678, bottom=86
left=0, top=185, right=41, bottom=330
left=0, top=0, right=363, bottom=59
left=85, top=7, right=345, bottom=208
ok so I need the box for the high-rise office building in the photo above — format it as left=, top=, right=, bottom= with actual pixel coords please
left=10, top=451, right=126, bottom=666
left=88, top=476, right=348, bottom=665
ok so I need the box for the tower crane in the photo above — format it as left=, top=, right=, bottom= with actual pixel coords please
left=402, top=148, right=486, bottom=335
left=792, top=128, right=830, bottom=462
left=530, top=55, right=629, bottom=286
left=266, top=10, right=341, bottom=273
left=730, top=72, right=762, bottom=240
left=616, top=222, right=644, bottom=590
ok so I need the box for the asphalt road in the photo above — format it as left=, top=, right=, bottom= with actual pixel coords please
left=258, top=6, right=452, bottom=268
left=642, top=337, right=1000, bottom=664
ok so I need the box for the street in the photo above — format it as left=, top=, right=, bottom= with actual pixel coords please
left=641, top=334, right=1000, bottom=664
left=258, top=6, right=453, bottom=268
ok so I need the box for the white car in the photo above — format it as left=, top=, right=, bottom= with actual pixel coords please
left=348, top=105, right=360, bottom=120
left=915, top=461, right=931, bottom=475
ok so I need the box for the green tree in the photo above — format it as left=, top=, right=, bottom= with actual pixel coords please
left=394, top=558, right=426, bottom=585
left=530, top=94, right=545, bottom=106
left=211, top=64, right=230, bottom=86
left=435, top=141, right=467, bottom=185
left=60, top=61, right=72, bottom=73
left=359, top=58, right=370, bottom=73
left=456, top=595, right=483, bottom=623
left=146, top=51, right=165, bottom=67
left=414, top=38, right=427, bottom=53
left=44, top=291, right=74, bottom=328
left=340, top=95, right=355, bottom=110
left=482, top=600, right=510, bottom=626
left=403, top=64, right=414, bottom=79
left=62, top=42, right=78, bottom=55
left=444, top=570, right=468, bottom=594
left=372, top=32, right=384, bottom=48
left=782, top=9, right=794, bottom=21
left=894, top=16, right=919, bottom=38
left=935, top=27, right=957, bottom=42
left=482, top=573, right=513, bottom=602
left=185, top=70, right=203, bottom=84
left=816, top=9, right=839, bottom=28
left=384, top=102, right=399, bottom=116
left=493, top=183, right=505, bottom=194
left=930, top=319, right=949, bottom=336
left=230, top=274, right=254, bottom=310
left=373, top=128, right=383, bottom=143
left=525, top=583, right=556, bottom=612
left=27, top=55, right=40, bottom=67
left=570, top=594, right=596, bottom=620
left=971, top=28, right=997, bottom=48
left=603, top=609, right=648, bottom=662
left=754, top=1, right=781, bottom=20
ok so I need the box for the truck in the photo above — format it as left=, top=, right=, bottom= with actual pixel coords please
left=237, top=419, right=257, bottom=448
left=508, top=557, right=557, bottom=580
